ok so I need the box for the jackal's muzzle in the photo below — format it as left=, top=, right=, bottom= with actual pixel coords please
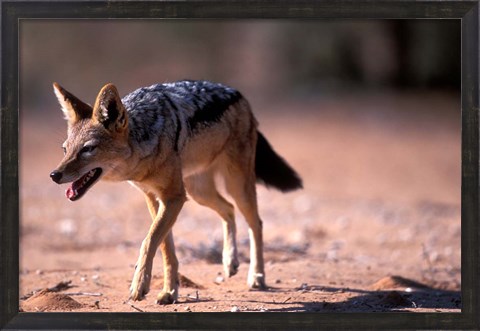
left=50, top=167, right=103, bottom=201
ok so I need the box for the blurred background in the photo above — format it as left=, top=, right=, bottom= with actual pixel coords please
left=19, top=20, right=462, bottom=312
left=21, top=20, right=460, bottom=110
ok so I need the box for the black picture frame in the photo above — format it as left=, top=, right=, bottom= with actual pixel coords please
left=1, top=1, right=479, bottom=330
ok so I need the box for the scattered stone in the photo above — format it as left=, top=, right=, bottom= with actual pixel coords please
left=326, top=250, right=337, bottom=261
left=58, top=218, right=77, bottom=237
left=215, top=274, right=224, bottom=285
left=293, top=195, right=313, bottom=214
left=230, top=306, right=240, bottom=312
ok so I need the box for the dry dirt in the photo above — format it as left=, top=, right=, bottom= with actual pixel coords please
left=19, top=92, right=461, bottom=313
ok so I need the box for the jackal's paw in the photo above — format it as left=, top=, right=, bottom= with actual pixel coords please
left=248, top=273, right=267, bottom=290
left=223, top=258, right=240, bottom=277
left=129, top=270, right=151, bottom=301
left=156, top=289, right=178, bottom=305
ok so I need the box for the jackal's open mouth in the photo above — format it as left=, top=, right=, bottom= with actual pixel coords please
left=66, top=168, right=103, bottom=201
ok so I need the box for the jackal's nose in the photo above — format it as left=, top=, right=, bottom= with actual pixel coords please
left=50, top=171, right=62, bottom=183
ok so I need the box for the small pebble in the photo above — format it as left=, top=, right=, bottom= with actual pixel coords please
left=58, top=218, right=77, bottom=236
left=326, top=250, right=337, bottom=260
left=230, top=306, right=239, bottom=312
left=35, top=269, right=43, bottom=275
left=293, top=195, right=313, bottom=213
left=215, top=275, right=224, bottom=284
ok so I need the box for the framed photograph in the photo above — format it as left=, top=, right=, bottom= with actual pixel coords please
left=1, top=1, right=479, bottom=330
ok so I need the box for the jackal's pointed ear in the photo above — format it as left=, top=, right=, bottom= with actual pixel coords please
left=92, top=83, right=128, bottom=134
left=53, top=83, right=93, bottom=125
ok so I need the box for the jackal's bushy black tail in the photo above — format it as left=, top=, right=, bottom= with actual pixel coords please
left=255, top=131, right=303, bottom=192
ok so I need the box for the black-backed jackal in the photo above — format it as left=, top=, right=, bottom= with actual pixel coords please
left=50, top=80, right=302, bottom=304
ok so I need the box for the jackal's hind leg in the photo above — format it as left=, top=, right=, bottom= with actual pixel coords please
left=185, top=172, right=239, bottom=277
left=223, top=166, right=267, bottom=290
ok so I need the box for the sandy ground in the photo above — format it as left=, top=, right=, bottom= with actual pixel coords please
left=19, top=91, right=461, bottom=313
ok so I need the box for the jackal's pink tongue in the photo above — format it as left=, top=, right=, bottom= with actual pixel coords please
left=66, top=186, right=75, bottom=200
left=65, top=174, right=85, bottom=200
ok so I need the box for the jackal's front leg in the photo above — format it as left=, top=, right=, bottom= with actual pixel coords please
left=129, top=182, right=185, bottom=304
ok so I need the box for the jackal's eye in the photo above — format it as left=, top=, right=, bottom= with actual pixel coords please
left=80, top=145, right=97, bottom=155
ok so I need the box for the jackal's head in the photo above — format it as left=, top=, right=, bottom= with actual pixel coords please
left=50, top=83, right=130, bottom=201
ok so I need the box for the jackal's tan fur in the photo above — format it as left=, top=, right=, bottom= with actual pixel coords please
left=51, top=81, right=302, bottom=304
